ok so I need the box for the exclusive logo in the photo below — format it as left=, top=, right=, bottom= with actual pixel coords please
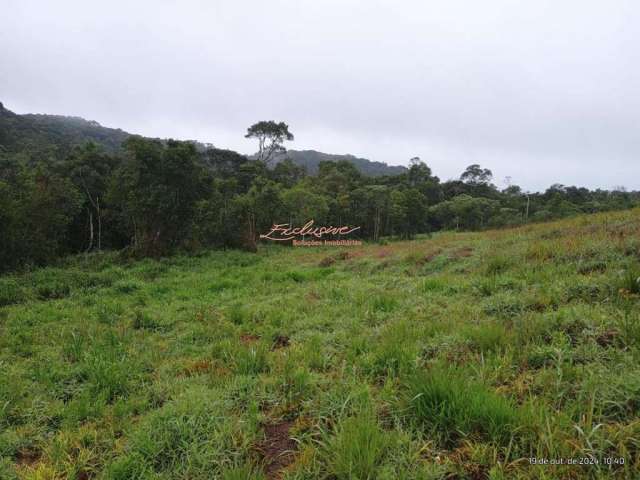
left=260, top=220, right=361, bottom=246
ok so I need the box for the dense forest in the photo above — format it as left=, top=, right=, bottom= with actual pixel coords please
left=268, top=150, right=407, bottom=176
left=1, top=103, right=638, bottom=272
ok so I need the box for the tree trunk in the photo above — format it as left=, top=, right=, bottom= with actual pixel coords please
left=96, top=196, right=102, bottom=251
left=86, top=209, right=94, bottom=252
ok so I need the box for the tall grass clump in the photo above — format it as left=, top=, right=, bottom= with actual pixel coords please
left=618, top=264, right=640, bottom=295
left=0, top=278, right=25, bottom=306
left=323, top=409, right=391, bottom=480
left=406, top=366, right=520, bottom=446
left=370, top=321, right=416, bottom=377
left=484, top=255, right=512, bottom=276
left=221, top=464, right=265, bottom=480
left=107, top=387, right=249, bottom=479
left=233, top=344, right=269, bottom=375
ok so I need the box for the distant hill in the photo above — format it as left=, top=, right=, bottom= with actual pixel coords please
left=272, top=150, right=407, bottom=177
left=0, top=103, right=407, bottom=177
left=0, top=102, right=130, bottom=159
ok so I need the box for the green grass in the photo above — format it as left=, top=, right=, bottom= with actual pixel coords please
left=406, top=365, right=522, bottom=446
left=1, top=208, right=640, bottom=479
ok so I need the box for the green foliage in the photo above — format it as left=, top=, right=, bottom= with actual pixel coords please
left=107, top=137, right=211, bottom=256
left=2, top=103, right=640, bottom=272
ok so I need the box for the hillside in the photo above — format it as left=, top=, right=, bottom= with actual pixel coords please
left=0, top=102, right=130, bottom=159
left=0, top=103, right=406, bottom=177
left=272, top=149, right=407, bottom=176
left=1, top=209, right=639, bottom=478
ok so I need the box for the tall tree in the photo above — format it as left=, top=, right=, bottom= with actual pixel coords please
left=108, top=138, right=210, bottom=255
left=460, top=164, right=493, bottom=185
left=62, top=143, right=118, bottom=251
left=245, top=121, right=294, bottom=164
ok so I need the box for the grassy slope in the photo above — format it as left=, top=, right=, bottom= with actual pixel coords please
left=1, top=209, right=639, bottom=479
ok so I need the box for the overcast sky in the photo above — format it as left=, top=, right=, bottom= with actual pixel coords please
left=1, top=0, right=638, bottom=191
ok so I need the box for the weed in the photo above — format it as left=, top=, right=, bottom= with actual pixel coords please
left=62, top=330, right=86, bottom=363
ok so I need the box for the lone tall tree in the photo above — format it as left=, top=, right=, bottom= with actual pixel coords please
left=245, top=121, right=294, bottom=164
left=460, top=164, right=493, bottom=185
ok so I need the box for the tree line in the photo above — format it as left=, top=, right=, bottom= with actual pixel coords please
left=1, top=121, right=638, bottom=272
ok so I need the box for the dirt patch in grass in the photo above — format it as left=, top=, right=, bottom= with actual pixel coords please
left=318, top=250, right=354, bottom=267
left=596, top=328, right=619, bottom=347
left=15, top=448, right=40, bottom=468
left=442, top=445, right=490, bottom=480
left=452, top=246, right=474, bottom=259
left=318, top=256, right=336, bottom=267
left=240, top=334, right=260, bottom=344
left=271, top=335, right=290, bottom=350
left=258, top=420, right=297, bottom=479
left=182, top=359, right=213, bottom=377
left=422, top=249, right=443, bottom=264
left=306, top=290, right=321, bottom=302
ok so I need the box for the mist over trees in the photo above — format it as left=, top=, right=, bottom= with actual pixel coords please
left=1, top=109, right=638, bottom=272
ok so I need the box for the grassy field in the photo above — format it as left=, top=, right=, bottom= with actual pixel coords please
left=1, top=209, right=640, bottom=479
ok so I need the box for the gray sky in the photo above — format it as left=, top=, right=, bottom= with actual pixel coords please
left=1, top=0, right=638, bottom=191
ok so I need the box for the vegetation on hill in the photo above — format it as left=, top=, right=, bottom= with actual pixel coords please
left=1, top=209, right=639, bottom=478
left=0, top=102, right=129, bottom=159
left=0, top=104, right=406, bottom=177
left=1, top=106, right=639, bottom=273
left=271, top=150, right=408, bottom=177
